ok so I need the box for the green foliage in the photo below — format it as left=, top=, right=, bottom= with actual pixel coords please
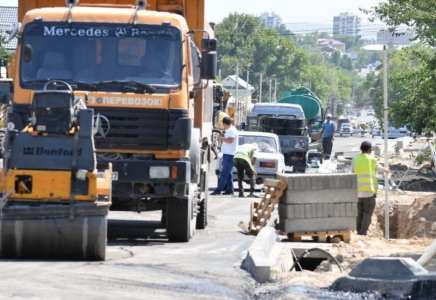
left=330, top=51, right=341, bottom=66
left=295, top=32, right=330, bottom=50
left=215, top=13, right=355, bottom=109
left=361, top=0, right=436, bottom=134
left=0, top=36, right=13, bottom=68
left=339, top=55, right=353, bottom=71
left=333, top=34, right=364, bottom=51
left=362, top=1, right=436, bottom=47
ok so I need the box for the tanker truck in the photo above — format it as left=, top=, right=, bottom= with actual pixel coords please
left=278, top=87, right=325, bottom=142
left=0, top=0, right=217, bottom=259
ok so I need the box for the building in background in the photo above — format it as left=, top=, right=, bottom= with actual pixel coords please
left=333, top=12, right=361, bottom=37
left=0, top=6, right=18, bottom=51
left=222, top=75, right=255, bottom=100
left=259, top=12, right=282, bottom=29
left=377, top=31, right=414, bottom=45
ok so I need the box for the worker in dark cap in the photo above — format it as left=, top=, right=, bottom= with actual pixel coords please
left=351, top=141, right=389, bottom=235
left=211, top=116, right=238, bottom=196
left=320, top=113, right=336, bottom=159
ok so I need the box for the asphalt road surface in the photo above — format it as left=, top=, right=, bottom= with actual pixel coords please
left=0, top=161, right=258, bottom=300
left=0, top=110, right=398, bottom=299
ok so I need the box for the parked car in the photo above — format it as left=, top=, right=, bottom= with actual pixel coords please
left=387, top=126, right=410, bottom=139
left=372, top=126, right=382, bottom=138
left=340, top=123, right=354, bottom=137
left=372, top=125, right=410, bottom=139
left=367, top=110, right=375, bottom=116
left=215, top=132, right=285, bottom=184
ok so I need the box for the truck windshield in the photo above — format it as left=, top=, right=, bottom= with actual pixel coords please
left=19, top=22, right=182, bottom=91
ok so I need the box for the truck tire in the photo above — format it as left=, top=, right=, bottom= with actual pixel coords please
left=166, top=196, right=192, bottom=242
left=196, top=169, right=208, bottom=229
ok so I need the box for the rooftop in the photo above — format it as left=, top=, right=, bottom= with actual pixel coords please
left=223, top=75, right=255, bottom=91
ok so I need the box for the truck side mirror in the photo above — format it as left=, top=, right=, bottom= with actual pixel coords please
left=200, top=50, right=217, bottom=80
left=0, top=82, right=12, bottom=105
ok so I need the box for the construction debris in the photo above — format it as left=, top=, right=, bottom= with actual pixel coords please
left=239, top=179, right=287, bottom=235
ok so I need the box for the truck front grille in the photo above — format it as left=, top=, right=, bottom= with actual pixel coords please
left=92, top=107, right=188, bottom=151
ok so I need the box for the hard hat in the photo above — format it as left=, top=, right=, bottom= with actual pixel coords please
left=326, top=113, right=332, bottom=118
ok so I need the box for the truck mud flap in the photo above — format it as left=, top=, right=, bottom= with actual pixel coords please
left=0, top=201, right=110, bottom=260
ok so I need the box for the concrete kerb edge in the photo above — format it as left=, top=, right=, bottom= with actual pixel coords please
left=243, top=226, right=277, bottom=283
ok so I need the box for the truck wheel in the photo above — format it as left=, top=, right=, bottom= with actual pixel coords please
left=196, top=197, right=207, bottom=230
left=196, top=169, right=208, bottom=229
left=166, top=196, right=193, bottom=242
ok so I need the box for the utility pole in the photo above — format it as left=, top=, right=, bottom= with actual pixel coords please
left=383, top=45, right=389, bottom=240
left=269, top=78, right=272, bottom=102
left=245, top=70, right=250, bottom=100
left=245, top=70, right=250, bottom=125
left=235, top=64, right=239, bottom=125
left=259, top=73, right=263, bottom=103
left=274, top=78, right=277, bottom=102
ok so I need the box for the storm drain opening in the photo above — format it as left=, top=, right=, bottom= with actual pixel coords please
left=294, top=257, right=327, bottom=271
left=289, top=247, right=343, bottom=273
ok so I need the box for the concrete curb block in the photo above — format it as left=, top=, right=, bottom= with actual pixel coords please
left=243, top=226, right=277, bottom=283
left=270, top=243, right=294, bottom=274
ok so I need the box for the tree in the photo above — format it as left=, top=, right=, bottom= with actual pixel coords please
left=340, top=55, right=353, bottom=71
left=363, top=1, right=436, bottom=47
left=333, top=34, right=364, bottom=51
left=331, top=51, right=341, bottom=66
left=215, top=12, right=355, bottom=108
left=0, top=36, right=13, bottom=69
left=215, top=13, right=311, bottom=99
left=363, top=1, right=436, bottom=133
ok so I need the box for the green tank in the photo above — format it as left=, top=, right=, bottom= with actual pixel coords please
left=278, top=87, right=324, bottom=125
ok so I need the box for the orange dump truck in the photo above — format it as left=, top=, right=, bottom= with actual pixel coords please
left=0, top=0, right=216, bottom=259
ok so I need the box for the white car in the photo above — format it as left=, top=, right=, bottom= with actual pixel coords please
left=372, top=126, right=382, bottom=138
left=340, top=123, right=353, bottom=137
left=215, top=132, right=285, bottom=184
left=367, top=110, right=375, bottom=116
left=372, top=126, right=410, bottom=138
left=388, top=126, right=410, bottom=139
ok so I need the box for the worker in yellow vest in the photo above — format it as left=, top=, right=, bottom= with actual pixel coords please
left=351, top=141, right=389, bottom=235
left=233, top=143, right=259, bottom=198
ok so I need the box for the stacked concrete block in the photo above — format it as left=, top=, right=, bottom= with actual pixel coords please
left=277, top=173, right=358, bottom=233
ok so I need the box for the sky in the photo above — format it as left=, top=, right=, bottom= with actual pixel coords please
left=2, top=0, right=387, bottom=26
left=205, top=0, right=386, bottom=25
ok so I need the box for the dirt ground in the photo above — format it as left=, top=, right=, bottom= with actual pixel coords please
left=271, top=139, right=436, bottom=294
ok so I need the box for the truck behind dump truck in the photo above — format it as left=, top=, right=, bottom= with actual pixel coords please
left=0, top=0, right=217, bottom=259
left=247, top=103, right=309, bottom=173
left=278, top=87, right=325, bottom=142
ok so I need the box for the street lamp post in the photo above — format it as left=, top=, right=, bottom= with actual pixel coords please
left=383, top=45, right=389, bottom=239
left=370, top=45, right=390, bottom=240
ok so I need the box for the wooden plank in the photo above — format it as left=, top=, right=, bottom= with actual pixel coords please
left=263, top=179, right=287, bottom=189
left=248, top=179, right=287, bottom=235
